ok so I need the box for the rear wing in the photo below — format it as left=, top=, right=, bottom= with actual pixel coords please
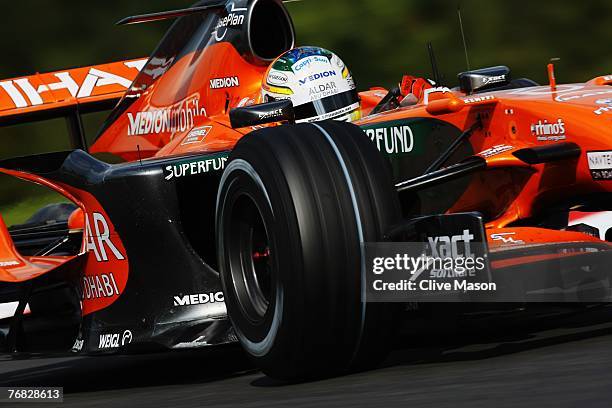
left=0, top=58, right=146, bottom=148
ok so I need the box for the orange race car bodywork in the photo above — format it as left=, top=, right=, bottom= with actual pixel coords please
left=0, top=0, right=611, bottom=353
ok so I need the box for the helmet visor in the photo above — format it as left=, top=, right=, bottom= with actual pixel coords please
left=293, top=90, right=360, bottom=122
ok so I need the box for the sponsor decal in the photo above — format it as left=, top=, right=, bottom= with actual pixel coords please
left=237, top=97, right=255, bottom=107
left=587, top=151, right=612, bottom=180
left=259, top=109, right=284, bottom=121
left=173, top=292, right=225, bottom=306
left=428, top=230, right=475, bottom=258
left=490, top=232, right=524, bottom=245
left=142, top=57, right=174, bottom=80
left=363, top=124, right=414, bottom=154
left=303, top=103, right=359, bottom=123
left=212, top=3, right=247, bottom=42
left=555, top=88, right=612, bottom=102
left=127, top=98, right=206, bottom=136
left=81, top=206, right=128, bottom=316
left=463, top=95, right=495, bottom=104
left=595, top=106, right=612, bottom=115
left=530, top=118, right=566, bottom=142
left=308, top=81, right=337, bottom=100
left=0, top=260, right=20, bottom=267
left=423, top=87, right=451, bottom=105
left=164, top=153, right=229, bottom=181
left=478, top=144, right=514, bottom=158
left=594, top=98, right=612, bottom=116
left=85, top=213, right=125, bottom=263
left=0, top=60, right=145, bottom=109
left=292, top=56, right=329, bottom=72
left=267, top=72, right=288, bottom=86
left=181, top=126, right=212, bottom=145
left=482, top=74, right=506, bottom=85
left=210, top=76, right=240, bottom=89
left=298, top=70, right=337, bottom=86
left=98, top=330, right=133, bottom=350
left=509, top=84, right=584, bottom=96
left=424, top=229, right=483, bottom=279
left=72, top=338, right=84, bottom=352
left=81, top=272, right=120, bottom=300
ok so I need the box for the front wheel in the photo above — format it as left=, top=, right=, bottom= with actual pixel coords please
left=216, top=121, right=401, bottom=380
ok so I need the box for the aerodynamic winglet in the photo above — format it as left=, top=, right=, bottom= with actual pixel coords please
left=116, top=3, right=226, bottom=26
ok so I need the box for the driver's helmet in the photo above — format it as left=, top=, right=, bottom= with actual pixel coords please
left=261, top=46, right=361, bottom=123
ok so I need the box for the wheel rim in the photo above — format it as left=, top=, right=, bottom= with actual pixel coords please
left=227, top=193, right=273, bottom=324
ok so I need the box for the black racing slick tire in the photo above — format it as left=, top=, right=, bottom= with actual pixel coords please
left=216, top=120, right=401, bottom=380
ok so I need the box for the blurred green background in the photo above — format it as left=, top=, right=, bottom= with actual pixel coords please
left=0, top=0, right=610, bottom=225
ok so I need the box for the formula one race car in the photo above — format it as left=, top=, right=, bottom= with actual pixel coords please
left=1, top=0, right=611, bottom=381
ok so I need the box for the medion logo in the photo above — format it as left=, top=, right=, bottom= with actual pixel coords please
left=127, top=99, right=206, bottom=136
left=173, top=292, right=225, bottom=306
left=210, top=76, right=240, bottom=89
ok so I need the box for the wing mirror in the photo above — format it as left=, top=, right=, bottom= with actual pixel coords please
left=423, top=87, right=465, bottom=115
left=229, top=100, right=295, bottom=129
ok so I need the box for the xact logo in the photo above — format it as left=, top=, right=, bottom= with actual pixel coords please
left=427, top=229, right=475, bottom=258
left=481, top=74, right=506, bottom=85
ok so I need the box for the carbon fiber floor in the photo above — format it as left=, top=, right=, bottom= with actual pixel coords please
left=2, top=307, right=612, bottom=408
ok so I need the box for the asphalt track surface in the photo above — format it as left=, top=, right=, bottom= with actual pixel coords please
left=3, top=306, right=612, bottom=407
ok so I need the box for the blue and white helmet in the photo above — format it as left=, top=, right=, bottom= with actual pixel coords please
left=262, top=46, right=361, bottom=123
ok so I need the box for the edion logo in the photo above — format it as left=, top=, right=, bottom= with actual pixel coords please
left=298, top=70, right=337, bottom=85
left=210, top=77, right=240, bottom=89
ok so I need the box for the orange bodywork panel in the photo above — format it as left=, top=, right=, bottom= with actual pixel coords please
left=0, top=214, right=78, bottom=283
left=0, top=58, right=146, bottom=124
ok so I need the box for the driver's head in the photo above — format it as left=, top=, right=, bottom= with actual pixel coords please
left=262, top=46, right=361, bottom=123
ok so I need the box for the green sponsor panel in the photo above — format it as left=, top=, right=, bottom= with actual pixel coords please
left=359, top=117, right=466, bottom=181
